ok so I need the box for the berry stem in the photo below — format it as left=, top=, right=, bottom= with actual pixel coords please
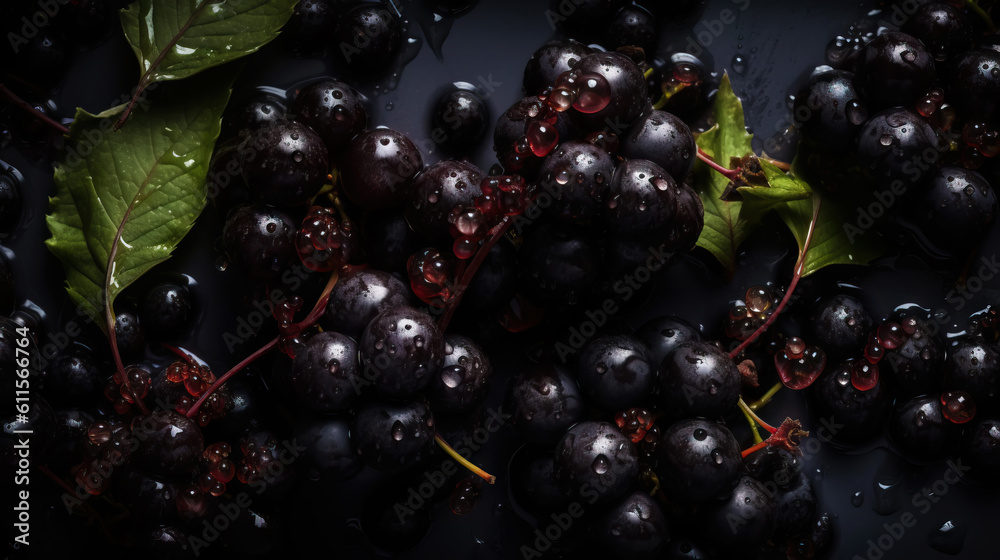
left=966, top=0, right=996, bottom=31
left=749, top=382, right=783, bottom=411
left=434, top=432, right=496, bottom=485
left=186, top=336, right=278, bottom=419
left=760, top=156, right=791, bottom=171
left=697, top=146, right=741, bottom=182
left=740, top=440, right=768, bottom=458
left=728, top=195, right=821, bottom=359
left=293, top=270, right=340, bottom=330
left=437, top=217, right=513, bottom=332
left=162, top=344, right=198, bottom=365
left=741, top=403, right=765, bottom=444
left=0, top=83, right=70, bottom=135
left=738, top=397, right=777, bottom=434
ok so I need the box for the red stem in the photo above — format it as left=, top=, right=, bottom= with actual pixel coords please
left=162, top=344, right=197, bottom=365
left=437, top=218, right=513, bottom=332
left=697, top=146, right=741, bottom=182
left=728, top=195, right=822, bottom=360
left=741, top=440, right=768, bottom=458
left=186, top=337, right=278, bottom=419
left=0, top=83, right=69, bottom=135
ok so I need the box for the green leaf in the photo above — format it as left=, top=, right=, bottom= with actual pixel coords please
left=117, top=0, right=296, bottom=125
left=693, top=74, right=811, bottom=276
left=45, top=76, right=233, bottom=328
left=775, top=192, right=885, bottom=278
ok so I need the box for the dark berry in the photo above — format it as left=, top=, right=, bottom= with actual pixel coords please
left=945, top=336, right=1000, bottom=412
left=805, top=294, right=872, bottom=361
left=353, top=399, right=434, bottom=470
left=635, top=315, right=702, bottom=366
left=240, top=120, right=329, bottom=207
left=705, top=476, right=776, bottom=549
left=773, top=472, right=817, bottom=537
left=519, top=224, right=598, bottom=306
left=506, top=364, right=585, bottom=445
left=856, top=107, right=939, bottom=182
left=339, top=128, right=423, bottom=211
left=658, top=341, right=741, bottom=418
left=431, top=88, right=490, bottom=153
left=605, top=6, right=657, bottom=54
left=131, top=410, right=205, bottom=477
left=536, top=140, right=615, bottom=224
left=572, top=51, right=650, bottom=133
left=901, top=2, right=973, bottom=63
left=655, top=418, right=741, bottom=502
left=909, top=166, right=997, bottom=252
left=405, top=159, right=484, bottom=239
left=282, top=0, right=339, bottom=56
left=603, top=158, right=677, bottom=239
left=428, top=334, right=491, bottom=415
left=46, top=344, right=105, bottom=404
left=322, top=268, right=411, bottom=340
left=810, top=360, right=890, bottom=443
left=947, top=48, right=1000, bottom=122
left=333, top=4, right=402, bottom=74
left=293, top=416, right=361, bottom=480
left=291, top=80, right=368, bottom=153
left=883, top=315, right=943, bottom=395
left=743, top=446, right=801, bottom=489
left=289, top=331, right=360, bottom=412
left=223, top=91, right=287, bottom=138
left=114, top=304, right=146, bottom=360
left=577, top=335, right=654, bottom=411
left=889, top=395, right=955, bottom=459
left=620, top=110, right=696, bottom=182
left=0, top=165, right=22, bottom=234
left=794, top=69, right=867, bottom=153
left=359, top=306, right=444, bottom=399
left=595, top=491, right=669, bottom=558
left=523, top=40, right=593, bottom=96
left=854, top=31, right=935, bottom=108
left=222, top=203, right=297, bottom=279
left=139, top=282, right=195, bottom=342
left=554, top=421, right=639, bottom=504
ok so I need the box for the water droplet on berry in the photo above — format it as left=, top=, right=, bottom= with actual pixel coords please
left=850, top=360, right=879, bottom=391
left=526, top=120, right=559, bottom=157
left=941, top=390, right=976, bottom=424
left=391, top=421, right=405, bottom=441
left=693, top=428, right=707, bottom=441
left=711, top=449, right=725, bottom=465
left=879, top=134, right=893, bottom=146
left=592, top=455, right=610, bottom=474
left=573, top=73, right=611, bottom=114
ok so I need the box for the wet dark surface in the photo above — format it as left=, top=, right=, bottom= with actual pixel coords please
left=2, top=0, right=999, bottom=558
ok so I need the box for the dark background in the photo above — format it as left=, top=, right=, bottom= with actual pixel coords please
left=2, top=0, right=999, bottom=558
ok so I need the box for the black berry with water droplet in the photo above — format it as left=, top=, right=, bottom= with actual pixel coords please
left=854, top=31, right=935, bottom=108
left=635, top=315, right=701, bottom=366
left=603, top=158, right=677, bottom=239
left=809, top=359, right=889, bottom=443
left=658, top=340, right=740, bottom=418
left=901, top=2, right=972, bottom=64
left=506, top=364, right=585, bottom=445
left=131, top=410, right=204, bottom=477
left=222, top=203, right=297, bottom=279
left=705, top=475, right=776, bottom=549
left=240, top=120, right=329, bottom=207
left=291, top=80, right=368, bottom=154
left=655, top=418, right=741, bottom=502
left=536, top=140, right=615, bottom=225
left=577, top=335, right=655, bottom=411
left=353, top=399, right=434, bottom=470
left=359, top=306, right=444, bottom=399
left=523, top=40, right=593, bottom=96
left=856, top=107, right=939, bottom=183
left=223, top=91, right=287, bottom=138
left=333, top=4, right=402, bottom=74
left=431, top=88, right=490, bottom=153
left=321, top=269, right=412, bottom=340
left=595, top=491, right=669, bottom=557
left=948, top=48, right=1000, bottom=122
left=806, top=294, right=872, bottom=361
left=620, top=109, right=696, bottom=182
left=945, top=336, right=1000, bottom=412
left=139, top=281, right=195, bottom=342
left=339, top=128, right=423, bottom=211
left=289, top=331, right=361, bottom=413
left=405, top=160, right=484, bottom=240
left=908, top=166, right=997, bottom=253
left=554, top=420, right=639, bottom=504
left=889, top=395, right=955, bottom=459
left=794, top=68, right=867, bottom=153
left=428, top=334, right=491, bottom=415
left=572, top=51, right=650, bottom=133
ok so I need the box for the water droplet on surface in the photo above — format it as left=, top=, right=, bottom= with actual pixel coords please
left=928, top=520, right=967, bottom=555
left=851, top=491, right=864, bottom=507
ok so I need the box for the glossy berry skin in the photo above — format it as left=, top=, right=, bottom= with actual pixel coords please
left=281, top=0, right=338, bottom=56
left=428, top=334, right=491, bottom=415
left=321, top=269, right=411, bottom=340
left=289, top=331, right=361, bottom=412
left=405, top=160, right=484, bottom=239
left=658, top=341, right=740, bottom=418
left=131, top=410, right=204, bottom=477
left=962, top=418, right=1000, bottom=483
left=655, top=419, right=741, bottom=502
left=139, top=282, right=194, bottom=342
left=333, top=5, right=402, bottom=73
left=114, top=305, right=145, bottom=360
left=595, top=491, right=668, bottom=558
left=554, top=421, right=639, bottom=504
left=506, top=364, right=585, bottom=445
left=810, top=360, right=889, bottom=443
left=46, top=345, right=104, bottom=404
left=523, top=40, right=593, bottom=95
left=605, top=6, right=656, bottom=54
left=536, top=140, right=614, bottom=224
left=856, top=108, right=939, bottom=182
left=293, top=416, right=361, bottom=480
left=883, top=316, right=943, bottom=396
left=603, top=159, right=677, bottom=239
left=291, top=80, right=368, bottom=154
left=805, top=294, right=872, bottom=361
left=744, top=446, right=801, bottom=490
left=945, top=337, right=1000, bottom=412
left=359, top=306, right=444, bottom=399
left=706, top=476, right=776, bottom=549
left=901, top=2, right=973, bottom=63
left=910, top=166, right=997, bottom=252
left=620, top=110, right=696, bottom=182
left=635, top=315, right=701, bottom=366
left=854, top=31, right=935, bottom=108
left=353, top=399, right=434, bottom=470
left=240, top=120, right=329, bottom=207
left=222, top=203, right=297, bottom=279
left=519, top=224, right=598, bottom=306
left=339, top=128, right=423, bottom=211
left=573, top=51, right=650, bottom=132
left=947, top=49, right=1000, bottom=122
left=493, top=96, right=573, bottom=176
left=577, top=335, right=654, bottom=411
left=890, top=395, right=954, bottom=459
left=431, top=89, right=490, bottom=153
left=794, top=69, right=867, bottom=153
left=223, top=92, right=287, bottom=138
